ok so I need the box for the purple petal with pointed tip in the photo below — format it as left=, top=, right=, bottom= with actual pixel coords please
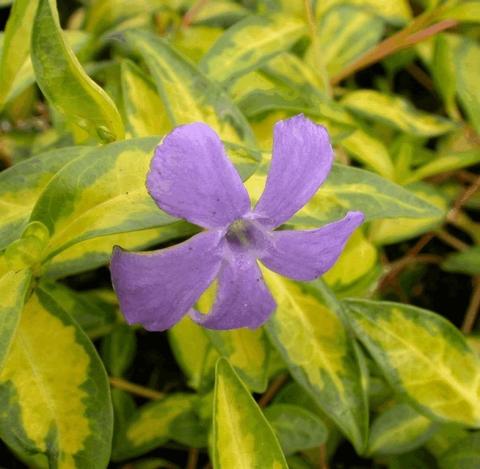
left=147, top=123, right=251, bottom=229
left=259, top=211, right=364, bottom=281
left=111, top=230, right=224, bottom=331
left=254, top=115, right=333, bottom=228
left=190, top=252, right=275, bottom=330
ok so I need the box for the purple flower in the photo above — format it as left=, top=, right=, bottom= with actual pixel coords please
left=110, top=115, right=363, bottom=331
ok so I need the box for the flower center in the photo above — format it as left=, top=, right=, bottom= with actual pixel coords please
left=225, top=219, right=254, bottom=248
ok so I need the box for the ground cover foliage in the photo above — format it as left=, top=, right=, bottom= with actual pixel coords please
left=0, top=0, right=479, bottom=467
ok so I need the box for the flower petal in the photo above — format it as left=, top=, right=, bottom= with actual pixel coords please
left=254, top=114, right=333, bottom=228
left=110, top=230, right=224, bottom=331
left=147, top=123, right=250, bottom=228
left=259, top=211, right=364, bottom=281
left=190, top=252, right=276, bottom=330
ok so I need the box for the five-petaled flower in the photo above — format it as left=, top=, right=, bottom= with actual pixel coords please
left=110, top=115, right=364, bottom=331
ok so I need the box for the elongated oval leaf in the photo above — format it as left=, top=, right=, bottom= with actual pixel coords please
left=168, top=318, right=218, bottom=392
left=0, top=146, right=91, bottom=250
left=438, top=433, right=480, bottom=469
left=205, top=328, right=270, bottom=393
left=29, top=136, right=257, bottom=260
left=115, top=393, right=206, bottom=461
left=408, top=149, right=480, bottom=183
left=264, top=403, right=328, bottom=455
left=32, top=0, right=124, bottom=142
left=120, top=59, right=169, bottom=138
left=313, top=4, right=384, bottom=76
left=213, top=358, right=288, bottom=468
left=40, top=282, right=116, bottom=339
left=29, top=137, right=173, bottom=260
left=46, top=222, right=196, bottom=280
left=0, top=287, right=113, bottom=468
left=316, top=0, right=412, bottom=25
left=341, top=90, right=455, bottom=137
left=0, top=269, right=31, bottom=369
left=101, top=324, right=136, bottom=377
left=200, top=14, right=305, bottom=84
left=368, top=181, right=447, bottom=245
left=442, top=246, right=480, bottom=276
left=368, top=403, right=437, bottom=455
left=344, top=299, right=480, bottom=427
left=124, top=29, right=254, bottom=145
left=0, top=30, right=91, bottom=108
left=264, top=274, right=368, bottom=453
left=0, top=0, right=38, bottom=109
left=451, top=35, right=480, bottom=134
left=339, top=128, right=395, bottom=179
left=245, top=163, right=443, bottom=229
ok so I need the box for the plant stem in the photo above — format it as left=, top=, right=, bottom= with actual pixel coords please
left=258, top=373, right=289, bottom=408
left=186, top=448, right=199, bottom=469
left=331, top=17, right=457, bottom=85
left=182, top=0, right=209, bottom=29
left=319, top=443, right=329, bottom=469
left=435, top=229, right=469, bottom=251
left=109, top=376, right=165, bottom=400
left=379, top=254, right=442, bottom=290
left=462, top=277, right=480, bottom=334
left=448, top=174, right=480, bottom=223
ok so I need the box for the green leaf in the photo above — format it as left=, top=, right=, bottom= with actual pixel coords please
left=4, top=221, right=50, bottom=271
left=316, top=0, right=412, bottom=25
left=246, top=162, right=442, bottom=230
left=344, top=299, right=480, bottom=427
left=32, top=0, right=124, bottom=142
left=0, top=0, right=38, bottom=109
left=438, top=433, right=480, bottom=469
left=339, top=128, right=395, bottom=179
left=84, top=0, right=165, bottom=35
left=323, top=229, right=379, bottom=293
left=368, top=182, right=447, bottom=245
left=432, top=33, right=460, bottom=120
left=41, top=282, right=117, bottom=339
left=199, top=14, right=305, bottom=85
left=29, top=137, right=173, bottom=260
left=213, top=358, right=288, bottom=468
left=116, top=394, right=207, bottom=461
left=368, top=403, right=437, bottom=455
left=0, top=145, right=91, bottom=250
left=0, top=287, right=113, bottom=468
left=293, top=164, right=443, bottom=227
left=192, top=0, right=249, bottom=26
left=101, top=324, right=136, bottom=377
left=0, top=269, right=31, bottom=370
left=168, top=317, right=218, bottom=391
left=449, top=35, right=480, bottom=134
left=440, top=1, right=480, bottom=24
left=120, top=59, right=170, bottom=138
left=205, top=328, right=270, bottom=392
left=28, top=135, right=259, bottom=260
left=45, top=222, right=197, bottom=279
left=120, top=457, right=179, bottom=469
left=408, top=149, right=480, bottom=183
left=264, top=403, right=328, bottom=455
left=388, top=448, right=437, bottom=469
left=312, top=4, right=384, bottom=77
left=442, top=246, right=480, bottom=276
left=425, top=423, right=469, bottom=458
left=124, top=29, right=254, bottom=144
left=0, top=30, right=91, bottom=109
left=264, top=274, right=368, bottom=453
left=341, top=90, right=456, bottom=137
